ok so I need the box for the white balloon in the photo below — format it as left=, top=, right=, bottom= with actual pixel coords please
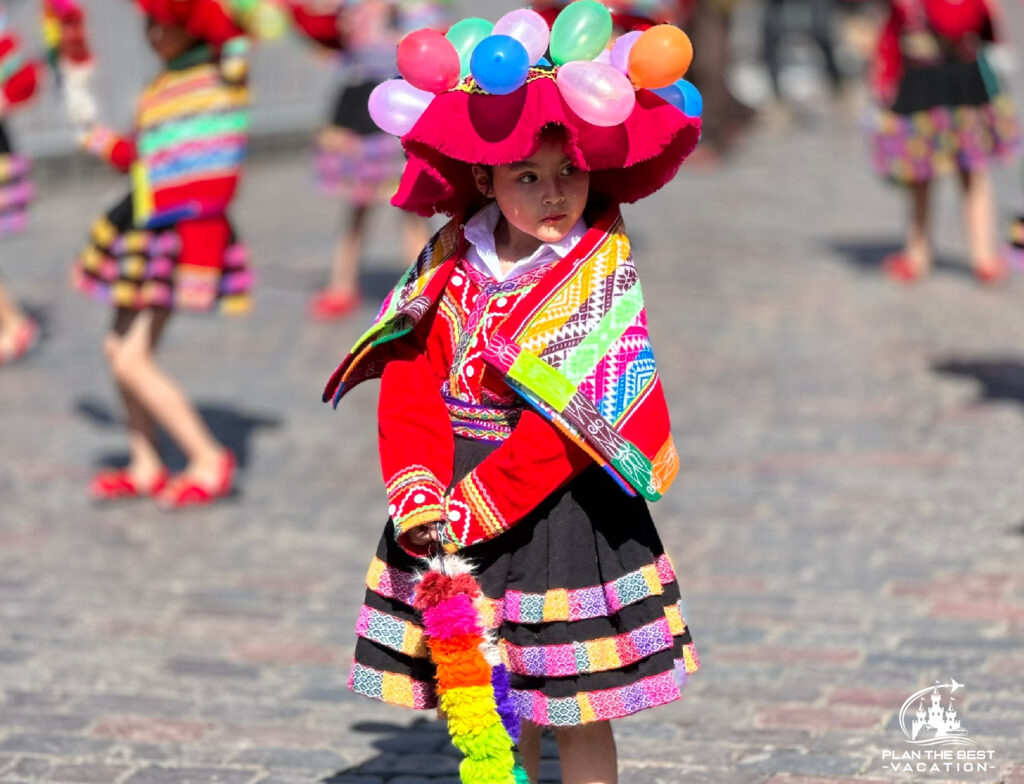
left=556, top=61, right=636, bottom=127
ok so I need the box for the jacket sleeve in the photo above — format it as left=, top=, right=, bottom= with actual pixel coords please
left=378, top=348, right=455, bottom=556
left=440, top=409, right=593, bottom=552
left=81, top=126, right=136, bottom=172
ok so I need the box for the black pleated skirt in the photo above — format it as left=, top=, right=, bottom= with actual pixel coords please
left=348, top=437, right=699, bottom=727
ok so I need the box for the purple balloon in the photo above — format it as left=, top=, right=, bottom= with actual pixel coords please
left=493, top=8, right=550, bottom=65
left=367, top=79, right=434, bottom=136
left=609, top=30, right=642, bottom=75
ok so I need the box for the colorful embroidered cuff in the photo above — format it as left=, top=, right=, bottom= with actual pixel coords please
left=441, top=471, right=509, bottom=551
left=386, top=465, right=446, bottom=540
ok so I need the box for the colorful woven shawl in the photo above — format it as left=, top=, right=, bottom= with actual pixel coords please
left=323, top=207, right=678, bottom=501
left=132, top=52, right=249, bottom=229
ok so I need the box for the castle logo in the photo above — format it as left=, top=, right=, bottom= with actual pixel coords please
left=899, top=679, right=973, bottom=747
left=879, top=678, right=997, bottom=775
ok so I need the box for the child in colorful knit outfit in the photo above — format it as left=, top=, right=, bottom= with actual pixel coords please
left=288, top=0, right=446, bottom=320
left=324, top=7, right=701, bottom=781
left=0, top=2, right=40, bottom=365
left=870, top=0, right=1019, bottom=282
left=69, top=0, right=263, bottom=507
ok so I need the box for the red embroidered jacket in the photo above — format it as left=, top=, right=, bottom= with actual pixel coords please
left=326, top=209, right=678, bottom=556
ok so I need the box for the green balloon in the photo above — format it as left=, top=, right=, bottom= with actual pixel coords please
left=549, top=0, right=613, bottom=65
left=446, top=17, right=494, bottom=78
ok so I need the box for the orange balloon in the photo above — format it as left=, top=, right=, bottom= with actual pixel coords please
left=627, top=25, right=693, bottom=89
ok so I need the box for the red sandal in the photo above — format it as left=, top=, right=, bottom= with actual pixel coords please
left=882, top=253, right=926, bottom=283
left=308, top=290, right=362, bottom=321
left=157, top=450, right=236, bottom=510
left=0, top=318, right=39, bottom=367
left=974, top=258, right=1010, bottom=285
left=89, top=468, right=170, bottom=501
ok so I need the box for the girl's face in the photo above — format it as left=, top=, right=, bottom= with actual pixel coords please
left=146, top=18, right=196, bottom=63
left=473, top=130, right=590, bottom=246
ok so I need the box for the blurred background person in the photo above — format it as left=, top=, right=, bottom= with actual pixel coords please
left=0, top=1, right=40, bottom=365
left=686, top=0, right=755, bottom=165
left=761, top=0, right=846, bottom=122
left=868, top=0, right=1020, bottom=283
left=287, top=0, right=446, bottom=322
left=67, top=0, right=273, bottom=506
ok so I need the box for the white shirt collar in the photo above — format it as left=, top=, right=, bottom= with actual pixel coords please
left=463, top=201, right=587, bottom=282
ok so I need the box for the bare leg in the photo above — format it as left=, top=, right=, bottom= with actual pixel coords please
left=0, top=281, right=31, bottom=354
left=518, top=721, right=543, bottom=784
left=904, top=180, right=933, bottom=274
left=103, top=308, right=168, bottom=487
left=554, top=721, right=617, bottom=784
left=326, top=204, right=370, bottom=296
left=108, top=308, right=226, bottom=486
left=958, top=166, right=998, bottom=273
left=401, top=213, right=430, bottom=264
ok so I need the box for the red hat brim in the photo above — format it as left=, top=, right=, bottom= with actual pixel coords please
left=392, top=70, right=701, bottom=217
left=135, top=0, right=243, bottom=47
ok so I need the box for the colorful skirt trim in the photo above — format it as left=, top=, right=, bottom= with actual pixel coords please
left=314, top=127, right=405, bottom=206
left=0, top=153, right=32, bottom=237
left=348, top=436, right=699, bottom=727
left=870, top=94, right=1021, bottom=184
left=72, top=194, right=252, bottom=313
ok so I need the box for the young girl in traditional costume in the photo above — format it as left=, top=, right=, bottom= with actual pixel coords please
left=323, top=4, right=702, bottom=781
left=869, top=0, right=1019, bottom=282
left=0, top=2, right=40, bottom=365
left=287, top=0, right=447, bottom=320
left=69, top=0, right=270, bottom=506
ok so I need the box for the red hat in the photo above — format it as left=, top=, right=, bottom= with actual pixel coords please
left=135, top=0, right=244, bottom=47
left=392, top=67, right=701, bottom=217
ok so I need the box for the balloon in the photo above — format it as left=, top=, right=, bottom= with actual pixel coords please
left=493, top=8, right=550, bottom=65
left=594, top=48, right=612, bottom=65
left=470, top=34, right=530, bottom=95
left=557, top=60, right=636, bottom=127
left=609, top=30, right=641, bottom=74
left=676, top=79, right=702, bottom=116
left=627, top=25, right=694, bottom=89
left=446, top=17, right=494, bottom=79
left=367, top=79, right=434, bottom=136
left=652, top=79, right=702, bottom=117
left=550, top=0, right=613, bottom=65
left=397, top=29, right=461, bottom=93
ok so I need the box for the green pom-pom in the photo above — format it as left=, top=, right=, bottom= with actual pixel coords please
left=513, top=761, right=531, bottom=783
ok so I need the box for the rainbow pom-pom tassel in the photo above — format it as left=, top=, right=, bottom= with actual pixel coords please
left=413, top=554, right=526, bottom=784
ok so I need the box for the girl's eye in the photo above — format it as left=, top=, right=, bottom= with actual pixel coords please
left=562, top=165, right=578, bottom=176
left=518, top=173, right=537, bottom=184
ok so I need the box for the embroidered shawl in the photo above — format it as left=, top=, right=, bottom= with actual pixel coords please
left=323, top=208, right=679, bottom=501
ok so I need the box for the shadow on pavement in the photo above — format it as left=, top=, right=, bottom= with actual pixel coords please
left=933, top=356, right=1024, bottom=537
left=75, top=397, right=281, bottom=471
left=933, top=357, right=1024, bottom=405
left=827, top=239, right=969, bottom=278
left=322, top=717, right=562, bottom=783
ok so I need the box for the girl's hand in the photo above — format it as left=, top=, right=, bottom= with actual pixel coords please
left=406, top=524, right=440, bottom=548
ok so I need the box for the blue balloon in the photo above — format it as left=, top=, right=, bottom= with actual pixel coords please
left=652, top=84, right=686, bottom=113
left=470, top=35, right=530, bottom=96
left=652, top=79, right=702, bottom=118
left=677, top=79, right=702, bottom=118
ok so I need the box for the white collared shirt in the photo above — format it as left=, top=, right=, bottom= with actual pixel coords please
left=463, top=201, right=587, bottom=282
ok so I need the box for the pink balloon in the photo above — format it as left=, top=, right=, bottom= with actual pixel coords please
left=609, top=30, right=642, bottom=75
left=493, top=8, right=550, bottom=65
left=368, top=79, right=434, bottom=136
left=594, top=48, right=612, bottom=65
left=397, top=29, right=460, bottom=94
left=556, top=60, right=636, bottom=127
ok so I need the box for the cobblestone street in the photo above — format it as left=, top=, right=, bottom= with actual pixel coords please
left=3, top=73, right=1024, bottom=784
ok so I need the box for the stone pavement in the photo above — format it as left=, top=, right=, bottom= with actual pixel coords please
left=4, top=82, right=1024, bottom=784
